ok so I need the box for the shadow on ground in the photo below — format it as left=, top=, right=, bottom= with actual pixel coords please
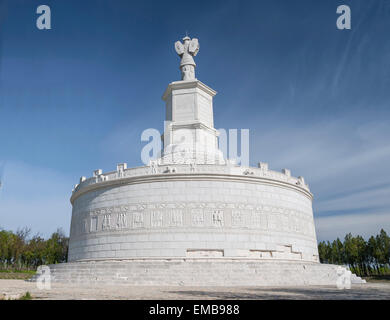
left=364, top=275, right=390, bottom=282
left=165, top=284, right=390, bottom=300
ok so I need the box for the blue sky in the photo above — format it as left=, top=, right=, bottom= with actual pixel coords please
left=0, top=0, right=389, bottom=241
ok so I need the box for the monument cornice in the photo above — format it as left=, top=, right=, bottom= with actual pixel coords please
left=70, top=171, right=313, bottom=204
left=169, top=120, right=219, bottom=134
left=68, top=257, right=320, bottom=263
left=162, top=79, right=217, bottom=100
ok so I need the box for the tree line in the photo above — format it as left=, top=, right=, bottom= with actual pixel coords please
left=1, top=225, right=389, bottom=277
left=318, top=229, right=390, bottom=277
left=0, top=227, right=68, bottom=271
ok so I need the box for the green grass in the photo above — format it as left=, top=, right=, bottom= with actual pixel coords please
left=0, top=269, right=36, bottom=279
left=19, top=292, right=32, bottom=300
left=0, top=269, right=36, bottom=274
left=0, top=291, right=33, bottom=300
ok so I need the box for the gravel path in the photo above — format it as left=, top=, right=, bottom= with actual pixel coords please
left=1, top=280, right=390, bottom=300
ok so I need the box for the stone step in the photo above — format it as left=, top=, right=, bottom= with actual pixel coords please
left=350, top=274, right=366, bottom=284
left=31, top=261, right=365, bottom=284
left=27, top=260, right=356, bottom=286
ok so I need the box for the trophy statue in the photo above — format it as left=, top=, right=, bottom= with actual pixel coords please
left=174, top=36, right=200, bottom=80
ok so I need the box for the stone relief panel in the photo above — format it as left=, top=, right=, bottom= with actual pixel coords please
left=72, top=201, right=315, bottom=239
left=151, top=211, right=163, bottom=227
left=251, top=211, right=268, bottom=229
left=90, top=216, right=98, bottom=232
left=267, top=213, right=279, bottom=230
left=132, top=212, right=144, bottom=228
left=116, top=213, right=128, bottom=229
left=231, top=210, right=245, bottom=227
left=82, top=219, right=88, bottom=234
left=291, top=216, right=301, bottom=233
left=168, top=210, right=183, bottom=227
left=191, top=209, right=204, bottom=226
left=212, top=210, right=224, bottom=227
left=280, top=214, right=289, bottom=232
left=102, top=214, right=112, bottom=230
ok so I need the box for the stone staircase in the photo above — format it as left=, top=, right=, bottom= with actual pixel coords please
left=27, top=259, right=366, bottom=286
left=350, top=272, right=366, bottom=284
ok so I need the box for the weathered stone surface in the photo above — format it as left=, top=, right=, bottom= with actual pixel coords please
left=69, top=174, right=319, bottom=262
left=29, top=260, right=365, bottom=286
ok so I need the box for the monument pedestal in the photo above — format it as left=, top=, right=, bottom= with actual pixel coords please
left=161, top=80, right=225, bottom=164
left=30, top=259, right=366, bottom=286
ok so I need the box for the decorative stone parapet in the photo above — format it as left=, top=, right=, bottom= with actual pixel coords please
left=71, top=163, right=310, bottom=201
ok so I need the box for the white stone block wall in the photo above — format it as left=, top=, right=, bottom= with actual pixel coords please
left=68, top=170, right=319, bottom=263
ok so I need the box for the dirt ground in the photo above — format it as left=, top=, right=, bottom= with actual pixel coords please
left=1, top=279, right=390, bottom=300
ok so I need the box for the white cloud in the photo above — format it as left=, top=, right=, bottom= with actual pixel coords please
left=316, top=185, right=390, bottom=212
left=315, top=211, right=390, bottom=241
left=250, top=116, right=390, bottom=240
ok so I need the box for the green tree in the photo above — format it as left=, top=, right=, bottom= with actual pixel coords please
left=375, top=229, right=390, bottom=274
left=318, top=229, right=390, bottom=277
left=0, top=227, right=69, bottom=271
left=44, top=229, right=69, bottom=265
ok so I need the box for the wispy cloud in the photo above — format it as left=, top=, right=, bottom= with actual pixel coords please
left=315, top=210, right=390, bottom=241
left=250, top=116, right=390, bottom=240
left=317, top=184, right=390, bottom=213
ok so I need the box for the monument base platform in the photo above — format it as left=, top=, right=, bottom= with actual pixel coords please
left=29, top=259, right=365, bottom=286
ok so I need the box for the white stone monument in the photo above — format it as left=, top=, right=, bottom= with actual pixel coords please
left=32, top=36, right=366, bottom=286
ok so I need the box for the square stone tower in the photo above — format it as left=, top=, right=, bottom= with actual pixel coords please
left=161, top=80, right=225, bottom=164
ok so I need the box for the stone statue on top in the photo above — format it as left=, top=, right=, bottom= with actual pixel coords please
left=174, top=36, right=199, bottom=80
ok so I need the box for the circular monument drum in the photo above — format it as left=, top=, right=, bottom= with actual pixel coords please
left=69, top=163, right=319, bottom=263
